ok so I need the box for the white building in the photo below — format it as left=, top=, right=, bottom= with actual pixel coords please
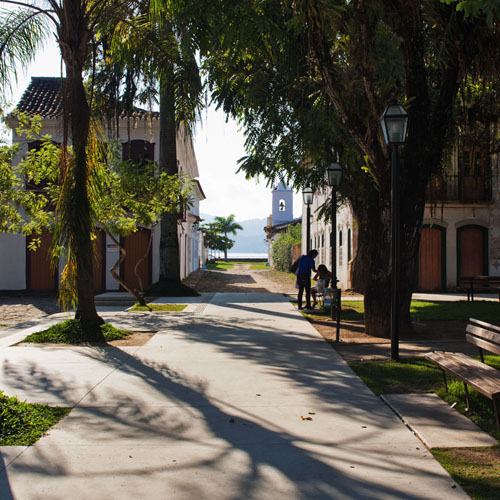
left=0, top=77, right=206, bottom=291
left=302, top=152, right=500, bottom=292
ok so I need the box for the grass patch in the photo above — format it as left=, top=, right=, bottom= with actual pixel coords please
left=348, top=356, right=500, bottom=499
left=206, top=261, right=234, bottom=270
left=250, top=264, right=269, bottom=270
left=146, top=280, right=199, bottom=297
left=336, top=300, right=500, bottom=322
left=349, top=355, right=500, bottom=438
left=432, top=446, right=500, bottom=500
left=0, top=391, right=70, bottom=445
left=22, top=319, right=131, bottom=344
left=129, top=303, right=187, bottom=312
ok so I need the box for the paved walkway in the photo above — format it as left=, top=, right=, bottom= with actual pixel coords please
left=0, top=293, right=469, bottom=499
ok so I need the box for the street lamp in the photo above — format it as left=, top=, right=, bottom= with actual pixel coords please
left=302, top=186, right=314, bottom=253
left=327, top=161, right=342, bottom=342
left=380, top=98, right=408, bottom=360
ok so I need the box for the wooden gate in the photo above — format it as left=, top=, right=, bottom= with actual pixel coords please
left=458, top=225, right=487, bottom=279
left=26, top=232, right=57, bottom=290
left=121, top=229, right=152, bottom=292
left=418, top=226, right=445, bottom=291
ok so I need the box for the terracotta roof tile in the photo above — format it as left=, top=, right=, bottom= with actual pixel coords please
left=15, top=77, right=159, bottom=120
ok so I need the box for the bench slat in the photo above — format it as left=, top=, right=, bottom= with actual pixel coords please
left=425, top=351, right=500, bottom=399
left=469, top=318, right=500, bottom=335
left=466, top=334, right=500, bottom=357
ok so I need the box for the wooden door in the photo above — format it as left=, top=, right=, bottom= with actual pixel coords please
left=459, top=226, right=486, bottom=278
left=93, top=230, right=106, bottom=291
left=27, top=232, right=57, bottom=290
left=418, top=227, right=444, bottom=291
left=121, top=229, right=152, bottom=291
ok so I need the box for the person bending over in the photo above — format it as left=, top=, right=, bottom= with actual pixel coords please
left=311, top=264, right=332, bottom=309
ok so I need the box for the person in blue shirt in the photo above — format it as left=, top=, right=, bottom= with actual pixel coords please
left=296, top=249, right=318, bottom=310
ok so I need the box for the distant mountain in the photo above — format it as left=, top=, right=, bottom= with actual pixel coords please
left=200, top=214, right=268, bottom=253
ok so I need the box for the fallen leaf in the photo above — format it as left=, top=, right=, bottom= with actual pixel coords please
left=300, top=416, right=313, bottom=421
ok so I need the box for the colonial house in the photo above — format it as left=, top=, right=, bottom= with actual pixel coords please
left=0, top=76, right=206, bottom=292
left=302, top=151, right=500, bottom=292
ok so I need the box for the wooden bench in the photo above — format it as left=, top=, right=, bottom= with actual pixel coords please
left=458, top=275, right=500, bottom=301
left=424, top=318, right=500, bottom=430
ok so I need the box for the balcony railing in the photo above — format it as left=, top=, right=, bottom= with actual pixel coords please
left=426, top=174, right=492, bottom=203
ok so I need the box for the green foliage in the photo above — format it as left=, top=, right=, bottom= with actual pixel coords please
left=272, top=223, right=301, bottom=272
left=22, top=320, right=131, bottom=344
left=0, top=391, right=70, bottom=446
left=0, top=113, right=60, bottom=238
left=200, top=217, right=240, bottom=258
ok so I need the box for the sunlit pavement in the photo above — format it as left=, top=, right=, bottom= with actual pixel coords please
left=0, top=293, right=468, bottom=499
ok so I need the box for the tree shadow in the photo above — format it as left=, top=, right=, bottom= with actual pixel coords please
left=0, top=310, right=457, bottom=499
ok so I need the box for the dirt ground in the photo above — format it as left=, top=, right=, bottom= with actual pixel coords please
left=0, top=264, right=471, bottom=357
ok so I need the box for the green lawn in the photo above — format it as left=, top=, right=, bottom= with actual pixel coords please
left=0, top=391, right=70, bottom=445
left=22, top=319, right=131, bottom=344
left=340, top=300, right=500, bottom=322
left=129, top=303, right=187, bottom=312
left=250, top=264, right=270, bottom=270
left=349, top=356, right=500, bottom=500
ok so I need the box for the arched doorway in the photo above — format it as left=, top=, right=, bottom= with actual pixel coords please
left=121, top=229, right=152, bottom=292
left=418, top=225, right=445, bottom=291
left=457, top=225, right=488, bottom=281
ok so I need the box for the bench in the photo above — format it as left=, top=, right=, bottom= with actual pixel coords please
left=458, top=275, right=500, bottom=302
left=424, top=318, right=500, bottom=430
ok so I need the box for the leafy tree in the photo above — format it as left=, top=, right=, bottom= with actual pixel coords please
left=90, top=0, right=203, bottom=289
left=181, top=0, right=499, bottom=337
left=0, top=0, right=141, bottom=331
left=200, top=221, right=234, bottom=260
left=213, top=214, right=243, bottom=260
left=93, top=146, right=190, bottom=308
left=271, top=223, right=301, bottom=272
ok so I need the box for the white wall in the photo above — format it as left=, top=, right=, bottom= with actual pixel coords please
left=0, top=233, right=26, bottom=290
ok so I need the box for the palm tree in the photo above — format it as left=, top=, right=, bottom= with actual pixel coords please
left=94, top=5, right=203, bottom=287
left=0, top=1, right=135, bottom=331
left=214, top=214, right=243, bottom=260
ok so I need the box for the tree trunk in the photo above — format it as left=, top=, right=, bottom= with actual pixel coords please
left=159, top=69, right=181, bottom=283
left=58, top=2, right=103, bottom=330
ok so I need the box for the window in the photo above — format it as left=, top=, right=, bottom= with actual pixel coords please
left=339, top=230, right=343, bottom=247
left=122, top=140, right=155, bottom=164
left=321, top=233, right=324, bottom=248
left=279, top=199, right=286, bottom=211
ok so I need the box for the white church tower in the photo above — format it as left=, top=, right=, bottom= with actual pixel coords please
left=272, top=183, right=293, bottom=224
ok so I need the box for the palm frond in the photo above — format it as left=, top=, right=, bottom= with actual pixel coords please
left=0, top=8, right=52, bottom=91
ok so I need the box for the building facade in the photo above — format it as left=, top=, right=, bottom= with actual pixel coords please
left=0, top=77, right=206, bottom=291
left=301, top=152, right=500, bottom=292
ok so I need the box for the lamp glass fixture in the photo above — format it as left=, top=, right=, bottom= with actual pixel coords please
left=302, top=186, right=314, bottom=205
left=327, top=162, right=342, bottom=187
left=380, top=99, right=408, bottom=145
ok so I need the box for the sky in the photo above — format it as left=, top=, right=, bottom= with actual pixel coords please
left=5, top=40, right=303, bottom=223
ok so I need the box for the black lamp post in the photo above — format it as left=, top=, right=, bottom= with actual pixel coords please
left=380, top=98, right=408, bottom=360
left=327, top=161, right=342, bottom=341
left=302, top=186, right=314, bottom=253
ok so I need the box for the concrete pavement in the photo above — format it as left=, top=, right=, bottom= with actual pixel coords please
left=0, top=293, right=469, bottom=499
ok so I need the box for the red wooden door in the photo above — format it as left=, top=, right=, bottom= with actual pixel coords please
left=459, top=226, right=485, bottom=277
left=27, top=232, right=57, bottom=290
left=121, top=229, right=152, bottom=291
left=418, top=227, right=443, bottom=291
